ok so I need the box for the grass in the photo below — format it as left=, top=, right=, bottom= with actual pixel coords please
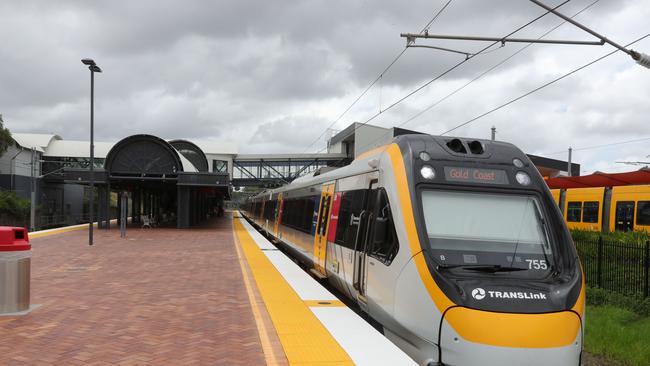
left=585, top=305, right=650, bottom=366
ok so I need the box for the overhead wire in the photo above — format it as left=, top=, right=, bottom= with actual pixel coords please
left=316, top=0, right=572, bottom=153
left=440, top=33, right=650, bottom=135
left=398, top=0, right=600, bottom=129
left=542, top=136, right=650, bottom=156
left=301, top=0, right=454, bottom=153
left=350, top=0, right=647, bottom=167
left=580, top=164, right=636, bottom=174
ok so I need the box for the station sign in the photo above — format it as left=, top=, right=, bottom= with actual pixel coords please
left=443, top=166, right=509, bottom=185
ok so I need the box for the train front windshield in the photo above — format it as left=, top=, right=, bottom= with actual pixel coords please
left=421, top=190, right=554, bottom=275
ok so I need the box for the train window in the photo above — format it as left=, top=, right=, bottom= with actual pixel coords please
left=283, top=199, right=297, bottom=230
left=422, top=191, right=551, bottom=260
left=368, top=189, right=398, bottom=265
left=305, top=197, right=317, bottom=233
left=582, top=201, right=599, bottom=223
left=255, top=201, right=263, bottom=217
left=263, top=200, right=277, bottom=221
left=637, top=201, right=650, bottom=226
left=280, top=197, right=317, bottom=234
left=281, top=199, right=292, bottom=227
left=567, top=202, right=582, bottom=222
left=335, top=190, right=368, bottom=250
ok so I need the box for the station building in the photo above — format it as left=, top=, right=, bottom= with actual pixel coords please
left=1, top=133, right=234, bottom=229
left=0, top=122, right=578, bottom=230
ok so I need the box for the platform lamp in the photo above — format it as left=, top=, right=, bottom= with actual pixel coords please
left=81, top=58, right=102, bottom=246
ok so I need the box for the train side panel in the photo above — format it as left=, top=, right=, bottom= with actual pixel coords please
left=550, top=189, right=561, bottom=207
left=276, top=191, right=321, bottom=264
left=609, top=185, right=650, bottom=232
left=564, top=187, right=605, bottom=231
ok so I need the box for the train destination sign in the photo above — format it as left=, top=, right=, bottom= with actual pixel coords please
left=443, top=167, right=509, bottom=185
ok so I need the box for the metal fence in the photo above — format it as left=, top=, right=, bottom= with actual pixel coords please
left=574, top=236, right=650, bottom=298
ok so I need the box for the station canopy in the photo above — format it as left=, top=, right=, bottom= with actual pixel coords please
left=545, top=168, right=650, bottom=189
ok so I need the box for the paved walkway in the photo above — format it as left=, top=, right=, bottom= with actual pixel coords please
left=0, top=215, right=266, bottom=365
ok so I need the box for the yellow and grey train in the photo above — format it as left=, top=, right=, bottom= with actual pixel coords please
left=550, top=186, right=650, bottom=232
left=241, top=135, right=585, bottom=366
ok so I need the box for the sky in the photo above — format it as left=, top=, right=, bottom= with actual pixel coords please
left=1, top=0, right=649, bottom=174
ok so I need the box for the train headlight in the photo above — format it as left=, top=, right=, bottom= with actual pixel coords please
left=421, top=165, right=436, bottom=179
left=513, top=158, right=524, bottom=168
left=419, top=152, right=431, bottom=161
left=515, top=171, right=531, bottom=186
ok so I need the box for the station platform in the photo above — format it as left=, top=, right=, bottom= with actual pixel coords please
left=0, top=213, right=416, bottom=365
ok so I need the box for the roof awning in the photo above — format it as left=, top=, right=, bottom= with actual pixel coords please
left=545, top=168, right=650, bottom=189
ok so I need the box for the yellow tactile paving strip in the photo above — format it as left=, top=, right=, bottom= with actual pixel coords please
left=233, top=217, right=354, bottom=365
left=233, top=222, right=286, bottom=366
left=28, top=219, right=121, bottom=239
left=29, top=223, right=93, bottom=239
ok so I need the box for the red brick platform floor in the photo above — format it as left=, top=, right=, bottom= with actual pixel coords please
left=0, top=215, right=266, bottom=365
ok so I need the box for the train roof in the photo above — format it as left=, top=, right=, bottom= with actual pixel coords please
left=392, top=133, right=526, bottom=165
left=249, top=134, right=528, bottom=199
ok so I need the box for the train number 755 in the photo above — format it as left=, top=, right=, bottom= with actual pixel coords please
left=525, top=259, right=548, bottom=270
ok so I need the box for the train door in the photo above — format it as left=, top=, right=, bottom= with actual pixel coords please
left=615, top=201, right=635, bottom=232
left=334, top=188, right=370, bottom=301
left=353, top=179, right=378, bottom=308
left=274, top=192, right=284, bottom=237
left=313, top=183, right=335, bottom=277
left=366, top=187, right=402, bottom=319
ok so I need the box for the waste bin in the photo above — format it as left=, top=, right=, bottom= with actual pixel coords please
left=0, top=227, right=30, bottom=314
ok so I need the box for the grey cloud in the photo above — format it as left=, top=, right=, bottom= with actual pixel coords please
left=248, top=115, right=331, bottom=153
left=0, top=0, right=648, bottom=173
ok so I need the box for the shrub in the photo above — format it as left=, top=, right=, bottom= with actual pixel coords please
left=586, top=287, right=609, bottom=306
left=0, top=191, right=30, bottom=224
left=634, top=298, right=650, bottom=317
left=572, top=229, right=649, bottom=246
left=587, top=287, right=650, bottom=316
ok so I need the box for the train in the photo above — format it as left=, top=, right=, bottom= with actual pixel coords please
left=550, top=186, right=650, bottom=232
left=240, top=134, right=585, bottom=366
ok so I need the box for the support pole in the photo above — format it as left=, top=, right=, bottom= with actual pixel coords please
left=567, top=147, right=573, bottom=177
left=529, top=0, right=639, bottom=58
left=120, top=191, right=127, bottom=238
left=97, top=186, right=106, bottom=229
left=89, top=69, right=95, bottom=245
left=30, top=148, right=36, bottom=231
left=106, top=181, right=111, bottom=230
left=400, top=32, right=603, bottom=46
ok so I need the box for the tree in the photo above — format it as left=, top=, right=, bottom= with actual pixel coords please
left=0, top=191, right=30, bottom=227
left=0, top=114, right=14, bottom=155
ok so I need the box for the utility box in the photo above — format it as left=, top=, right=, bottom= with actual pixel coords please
left=0, top=227, right=31, bottom=314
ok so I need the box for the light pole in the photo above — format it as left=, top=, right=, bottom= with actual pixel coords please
left=30, top=147, right=36, bottom=232
left=81, top=58, right=102, bottom=246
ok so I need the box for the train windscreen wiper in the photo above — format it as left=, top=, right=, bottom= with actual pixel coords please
left=437, top=264, right=528, bottom=273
